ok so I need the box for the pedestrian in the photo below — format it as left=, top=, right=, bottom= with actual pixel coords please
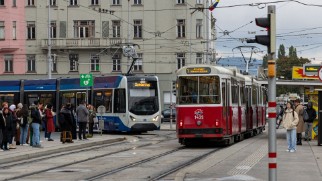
left=30, top=101, right=43, bottom=148
left=59, top=104, right=73, bottom=143
left=294, top=99, right=304, bottom=145
left=0, top=106, right=5, bottom=151
left=67, top=103, right=77, bottom=140
left=304, top=102, right=317, bottom=141
left=16, top=103, right=29, bottom=146
left=44, top=104, right=55, bottom=141
left=282, top=101, right=299, bottom=153
left=76, top=100, right=89, bottom=140
left=3, top=107, right=16, bottom=150
left=9, top=104, right=19, bottom=147
left=88, top=104, right=96, bottom=138
left=276, top=104, right=285, bottom=129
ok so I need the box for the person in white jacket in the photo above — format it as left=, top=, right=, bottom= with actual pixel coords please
left=282, top=101, right=299, bottom=153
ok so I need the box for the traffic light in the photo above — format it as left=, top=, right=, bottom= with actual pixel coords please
left=172, top=81, right=176, bottom=96
left=247, top=11, right=276, bottom=54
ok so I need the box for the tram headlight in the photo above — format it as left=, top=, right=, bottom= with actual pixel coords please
left=130, top=115, right=136, bottom=122
left=152, top=115, right=159, bottom=122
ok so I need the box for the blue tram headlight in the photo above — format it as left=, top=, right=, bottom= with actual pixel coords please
left=130, top=115, right=136, bottom=122
left=152, top=115, right=159, bottom=122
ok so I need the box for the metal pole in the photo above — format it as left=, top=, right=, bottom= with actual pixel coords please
left=170, top=81, right=173, bottom=129
left=48, top=1, right=52, bottom=79
left=206, top=0, right=210, bottom=64
left=127, top=0, right=131, bottom=72
left=267, top=5, right=277, bottom=181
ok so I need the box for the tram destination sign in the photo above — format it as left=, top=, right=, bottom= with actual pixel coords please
left=186, top=67, right=211, bottom=74
left=80, top=74, right=93, bottom=87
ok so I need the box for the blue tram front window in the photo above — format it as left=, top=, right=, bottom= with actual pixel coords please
left=128, top=81, right=159, bottom=115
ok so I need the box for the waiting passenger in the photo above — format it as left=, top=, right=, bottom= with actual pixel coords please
left=282, top=101, right=298, bottom=153
left=44, top=104, right=55, bottom=141
left=16, top=103, right=29, bottom=146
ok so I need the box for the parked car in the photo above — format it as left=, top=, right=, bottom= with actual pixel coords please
left=161, top=108, right=176, bottom=122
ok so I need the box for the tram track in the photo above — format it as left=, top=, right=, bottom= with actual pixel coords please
left=1, top=132, right=177, bottom=181
left=84, top=147, right=221, bottom=181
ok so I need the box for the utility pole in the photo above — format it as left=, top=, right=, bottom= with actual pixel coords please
left=246, top=5, right=277, bottom=181
left=206, top=0, right=210, bottom=64
left=47, top=0, right=52, bottom=79
left=127, top=0, right=131, bottom=72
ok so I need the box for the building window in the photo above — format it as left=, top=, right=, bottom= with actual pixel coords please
left=133, top=20, right=142, bottom=38
left=74, top=20, right=95, bottom=38
left=27, top=0, right=35, bottom=6
left=90, top=54, right=100, bottom=71
left=69, top=54, right=79, bottom=71
left=112, top=54, right=121, bottom=71
left=102, top=21, right=109, bottom=38
left=0, top=21, right=4, bottom=40
left=112, top=20, right=121, bottom=38
left=50, top=0, right=57, bottom=6
left=50, top=21, right=57, bottom=38
left=196, top=19, right=202, bottom=38
left=91, top=0, right=99, bottom=5
left=12, top=21, right=16, bottom=40
left=69, top=0, right=77, bottom=6
left=177, top=0, right=185, bottom=4
left=196, top=53, right=203, bottom=64
left=27, top=21, right=36, bottom=40
left=27, top=55, right=36, bottom=72
left=51, top=54, right=57, bottom=72
left=177, top=19, right=185, bottom=38
left=133, top=53, right=143, bottom=71
left=4, top=54, right=13, bottom=73
left=112, top=0, right=120, bottom=5
left=177, top=53, right=185, bottom=69
left=196, top=0, right=203, bottom=4
left=134, top=0, right=141, bottom=5
left=0, top=0, right=4, bottom=5
left=13, top=0, right=16, bottom=7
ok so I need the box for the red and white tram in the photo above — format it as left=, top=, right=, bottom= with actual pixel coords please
left=176, top=65, right=266, bottom=145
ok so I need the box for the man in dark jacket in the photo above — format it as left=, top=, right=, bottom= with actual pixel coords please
left=304, top=102, right=316, bottom=141
left=31, top=101, right=43, bottom=148
left=59, top=104, right=74, bottom=143
left=76, top=100, right=89, bottom=140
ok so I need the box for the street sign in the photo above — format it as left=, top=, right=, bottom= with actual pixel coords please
left=80, top=74, right=93, bottom=87
left=97, top=105, right=106, bottom=115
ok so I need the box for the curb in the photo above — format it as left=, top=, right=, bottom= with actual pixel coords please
left=0, top=137, right=126, bottom=165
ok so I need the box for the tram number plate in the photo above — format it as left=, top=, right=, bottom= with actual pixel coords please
left=195, top=134, right=203, bottom=138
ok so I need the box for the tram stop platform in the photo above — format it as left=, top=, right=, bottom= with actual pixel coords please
left=175, top=127, right=322, bottom=181
left=0, top=123, right=175, bottom=165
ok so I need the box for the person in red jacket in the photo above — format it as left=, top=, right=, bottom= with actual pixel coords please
left=44, top=104, right=55, bottom=141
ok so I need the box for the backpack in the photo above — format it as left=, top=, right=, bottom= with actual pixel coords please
left=27, top=110, right=33, bottom=124
left=303, top=109, right=309, bottom=121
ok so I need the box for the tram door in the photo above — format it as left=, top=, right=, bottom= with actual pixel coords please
left=222, top=80, right=230, bottom=135
left=76, top=92, right=86, bottom=106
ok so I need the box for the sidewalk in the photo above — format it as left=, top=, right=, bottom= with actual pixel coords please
left=175, top=128, right=322, bottom=181
left=0, top=124, right=175, bottom=165
left=0, top=132, right=127, bottom=165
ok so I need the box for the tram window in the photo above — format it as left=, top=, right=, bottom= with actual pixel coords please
left=199, top=76, right=220, bottom=104
left=240, top=84, right=246, bottom=104
left=0, top=94, right=15, bottom=106
left=94, top=90, right=112, bottom=113
left=40, top=93, right=54, bottom=107
left=231, top=79, right=238, bottom=104
left=61, top=92, right=76, bottom=106
left=252, top=86, right=257, bottom=105
left=114, top=89, right=126, bottom=113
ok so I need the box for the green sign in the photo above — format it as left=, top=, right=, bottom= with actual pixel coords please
left=80, top=74, right=93, bottom=87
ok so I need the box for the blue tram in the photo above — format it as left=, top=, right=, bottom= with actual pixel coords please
left=0, top=75, right=161, bottom=132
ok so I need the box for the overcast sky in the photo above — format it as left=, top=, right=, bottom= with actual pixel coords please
left=212, top=0, right=322, bottom=63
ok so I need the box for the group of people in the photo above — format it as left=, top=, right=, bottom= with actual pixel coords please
left=0, top=100, right=97, bottom=151
left=279, top=99, right=316, bottom=153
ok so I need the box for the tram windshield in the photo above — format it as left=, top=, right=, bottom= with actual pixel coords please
left=178, top=76, right=221, bottom=104
left=128, top=80, right=159, bottom=115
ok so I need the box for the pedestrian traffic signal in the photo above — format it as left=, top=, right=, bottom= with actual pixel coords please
left=247, top=12, right=276, bottom=54
left=172, top=81, right=176, bottom=96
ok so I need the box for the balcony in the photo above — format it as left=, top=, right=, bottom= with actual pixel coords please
left=41, top=38, right=124, bottom=49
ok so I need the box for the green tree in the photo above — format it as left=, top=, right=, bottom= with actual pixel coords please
left=278, top=44, right=286, bottom=59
